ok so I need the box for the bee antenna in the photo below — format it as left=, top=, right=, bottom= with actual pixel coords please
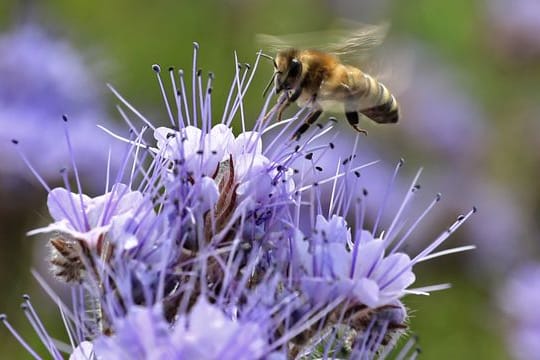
left=257, top=51, right=278, bottom=68
left=257, top=51, right=274, bottom=61
left=262, top=72, right=277, bottom=98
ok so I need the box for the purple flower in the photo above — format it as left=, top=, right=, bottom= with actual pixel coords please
left=171, top=298, right=267, bottom=359
left=70, top=341, right=95, bottom=360
left=154, top=124, right=294, bottom=204
left=292, top=162, right=474, bottom=311
left=28, top=183, right=154, bottom=250
left=2, top=43, right=476, bottom=360
left=94, top=305, right=175, bottom=359
left=154, top=124, right=235, bottom=177
left=295, top=216, right=415, bottom=308
left=93, top=299, right=268, bottom=360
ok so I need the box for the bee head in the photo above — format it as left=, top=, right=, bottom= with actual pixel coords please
left=274, top=49, right=303, bottom=94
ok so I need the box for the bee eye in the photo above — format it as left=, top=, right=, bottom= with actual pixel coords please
left=288, top=59, right=302, bottom=77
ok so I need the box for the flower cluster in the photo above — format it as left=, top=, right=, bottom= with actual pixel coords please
left=1, top=44, right=475, bottom=359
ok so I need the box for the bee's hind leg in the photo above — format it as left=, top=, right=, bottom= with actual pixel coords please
left=345, top=110, right=368, bottom=136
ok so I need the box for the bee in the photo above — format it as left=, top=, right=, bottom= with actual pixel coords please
left=258, top=24, right=399, bottom=140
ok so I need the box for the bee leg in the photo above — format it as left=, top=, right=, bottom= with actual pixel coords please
left=278, top=88, right=303, bottom=122
left=345, top=111, right=368, bottom=136
left=292, top=108, right=322, bottom=141
left=276, top=101, right=289, bottom=123
left=263, top=102, right=282, bottom=124
left=262, top=99, right=289, bottom=124
left=264, top=88, right=302, bottom=124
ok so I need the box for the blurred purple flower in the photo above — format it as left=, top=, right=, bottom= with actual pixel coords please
left=171, top=298, right=267, bottom=359
left=499, top=263, right=540, bottom=360
left=94, top=305, right=174, bottom=359
left=438, top=174, right=531, bottom=276
left=69, top=341, right=95, bottom=360
left=486, top=0, right=540, bottom=59
left=93, top=299, right=268, bottom=360
left=387, top=41, right=490, bottom=161
left=0, top=24, right=120, bottom=187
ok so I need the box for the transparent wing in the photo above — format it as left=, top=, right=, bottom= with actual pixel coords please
left=256, top=22, right=389, bottom=67
left=325, top=22, right=389, bottom=64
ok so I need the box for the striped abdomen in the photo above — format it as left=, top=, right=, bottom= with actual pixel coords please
left=358, top=73, right=399, bottom=124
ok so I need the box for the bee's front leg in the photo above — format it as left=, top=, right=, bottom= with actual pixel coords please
left=275, top=88, right=302, bottom=122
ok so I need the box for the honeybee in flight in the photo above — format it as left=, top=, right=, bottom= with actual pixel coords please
left=258, top=24, right=399, bottom=140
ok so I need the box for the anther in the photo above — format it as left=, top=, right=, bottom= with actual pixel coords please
left=342, top=154, right=356, bottom=165
left=152, top=64, right=161, bottom=73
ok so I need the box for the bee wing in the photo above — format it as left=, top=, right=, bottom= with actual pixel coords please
left=324, top=22, right=389, bottom=65
left=256, top=22, right=389, bottom=65
left=255, top=33, right=296, bottom=54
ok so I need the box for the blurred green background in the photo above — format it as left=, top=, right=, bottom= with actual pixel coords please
left=1, top=0, right=539, bottom=358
